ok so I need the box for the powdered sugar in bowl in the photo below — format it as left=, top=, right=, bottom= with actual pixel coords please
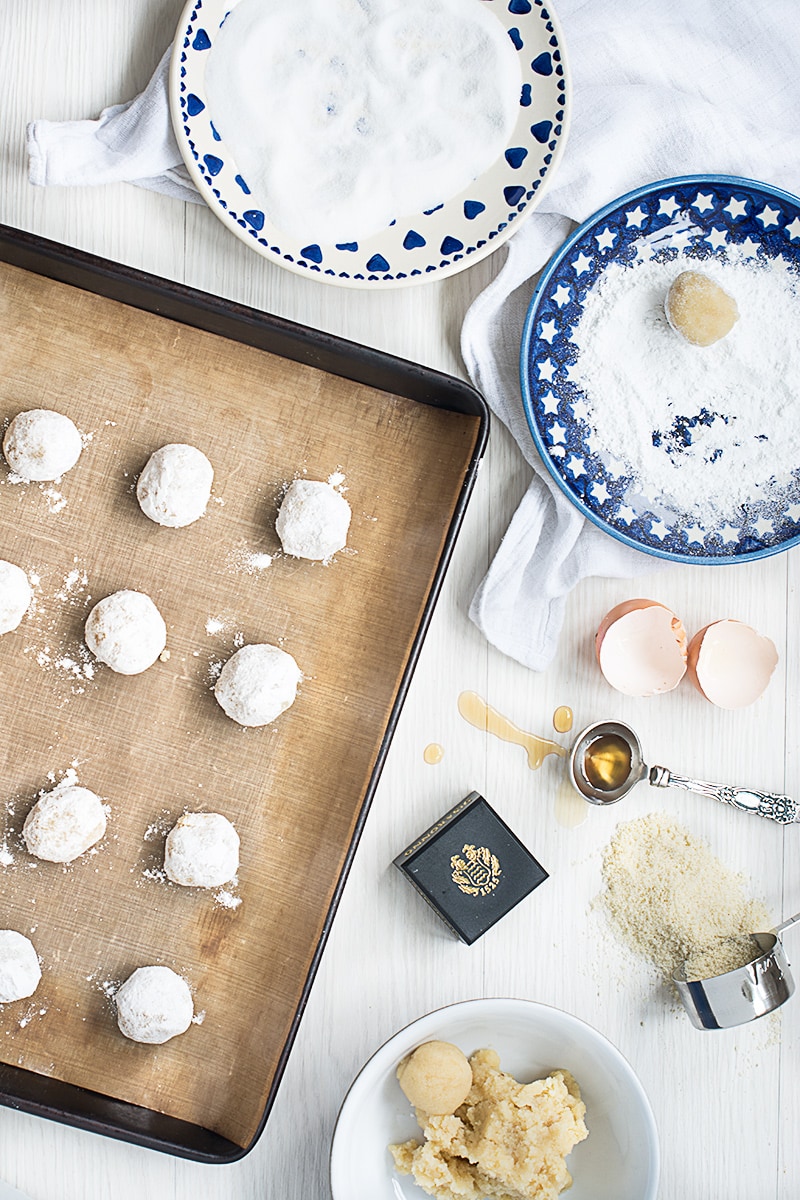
left=520, top=174, right=800, bottom=563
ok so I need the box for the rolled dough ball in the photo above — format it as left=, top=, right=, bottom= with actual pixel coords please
left=85, top=589, right=167, bottom=675
left=164, top=812, right=240, bottom=888
left=276, top=479, right=351, bottom=560
left=23, top=782, right=107, bottom=863
left=115, top=965, right=194, bottom=1044
left=665, top=270, right=739, bottom=347
left=0, top=560, right=32, bottom=634
left=3, top=408, right=83, bottom=481
left=0, top=930, right=41, bottom=1003
left=214, top=642, right=301, bottom=727
left=397, top=1040, right=473, bottom=1115
left=137, top=443, right=214, bottom=528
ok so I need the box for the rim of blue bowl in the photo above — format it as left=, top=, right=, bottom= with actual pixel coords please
left=519, top=173, right=800, bottom=566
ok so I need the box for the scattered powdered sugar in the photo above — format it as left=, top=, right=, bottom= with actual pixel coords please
left=0, top=845, right=14, bottom=867
left=227, top=546, right=274, bottom=575
left=328, top=470, right=346, bottom=491
left=205, top=616, right=225, bottom=635
left=568, top=236, right=800, bottom=526
left=215, top=888, right=242, bottom=910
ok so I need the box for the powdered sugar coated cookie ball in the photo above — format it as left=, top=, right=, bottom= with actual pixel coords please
left=0, top=560, right=32, bottom=634
left=276, top=479, right=351, bottom=561
left=115, top=965, right=194, bottom=1044
left=0, top=931, right=41, bottom=1003
left=85, top=590, right=167, bottom=675
left=3, top=409, right=83, bottom=482
left=214, top=643, right=301, bottom=727
left=164, top=812, right=240, bottom=888
left=137, top=443, right=214, bottom=528
left=23, top=782, right=107, bottom=863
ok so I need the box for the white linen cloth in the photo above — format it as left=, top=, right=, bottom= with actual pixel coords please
left=27, top=0, right=800, bottom=669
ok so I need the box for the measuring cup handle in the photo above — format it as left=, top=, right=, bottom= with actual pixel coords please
left=648, top=766, right=798, bottom=825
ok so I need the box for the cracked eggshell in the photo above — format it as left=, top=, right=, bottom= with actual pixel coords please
left=596, top=599, right=688, bottom=697
left=687, top=620, right=778, bottom=709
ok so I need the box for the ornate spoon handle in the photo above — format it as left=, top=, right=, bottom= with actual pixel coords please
left=648, top=765, right=798, bottom=825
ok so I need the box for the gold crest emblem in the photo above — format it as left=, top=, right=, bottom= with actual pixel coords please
left=450, top=843, right=501, bottom=896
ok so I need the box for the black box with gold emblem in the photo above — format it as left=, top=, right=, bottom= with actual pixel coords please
left=393, top=791, right=548, bottom=945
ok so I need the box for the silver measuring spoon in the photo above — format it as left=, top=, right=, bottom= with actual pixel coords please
left=672, top=910, right=800, bottom=1029
left=568, top=720, right=798, bottom=824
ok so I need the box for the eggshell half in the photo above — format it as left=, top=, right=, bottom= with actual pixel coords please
left=687, top=619, right=778, bottom=709
left=596, top=599, right=687, bottom=697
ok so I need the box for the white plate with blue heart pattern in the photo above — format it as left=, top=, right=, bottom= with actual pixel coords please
left=169, top=0, right=570, bottom=288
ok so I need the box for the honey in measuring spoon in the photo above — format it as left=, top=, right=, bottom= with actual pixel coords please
left=583, top=733, right=632, bottom=791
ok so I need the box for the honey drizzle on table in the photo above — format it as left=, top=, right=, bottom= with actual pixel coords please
left=423, top=743, right=444, bottom=765
left=457, top=691, right=565, bottom=769
left=552, top=705, right=573, bottom=734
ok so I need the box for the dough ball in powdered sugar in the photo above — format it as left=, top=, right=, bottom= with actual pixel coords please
left=164, top=812, right=240, bottom=888
left=85, top=589, right=167, bottom=675
left=115, top=965, right=193, bottom=1044
left=0, top=931, right=41, bottom=1003
left=214, top=642, right=301, bottom=727
left=3, top=408, right=83, bottom=482
left=137, top=443, right=214, bottom=528
left=23, top=782, right=107, bottom=863
left=0, top=560, right=32, bottom=634
left=276, top=479, right=351, bottom=561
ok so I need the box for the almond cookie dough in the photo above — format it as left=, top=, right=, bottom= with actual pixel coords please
left=23, top=781, right=107, bottom=863
left=0, top=930, right=41, bottom=1003
left=115, top=965, right=194, bottom=1044
left=85, top=589, right=167, bottom=675
left=214, top=642, right=301, bottom=727
left=276, top=479, right=351, bottom=561
left=3, top=408, right=83, bottom=481
left=137, top=443, right=214, bottom=528
left=0, top=560, right=32, bottom=634
left=665, top=270, right=739, bottom=347
left=164, top=812, right=240, bottom=888
left=390, top=1048, right=588, bottom=1200
left=397, top=1041, right=473, bottom=1115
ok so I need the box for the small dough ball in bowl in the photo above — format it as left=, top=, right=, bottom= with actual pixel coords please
left=3, top=408, right=83, bottom=481
left=276, top=479, right=351, bottom=561
left=0, top=930, right=41, bottom=1003
left=137, top=443, right=214, bottom=528
left=0, top=560, right=32, bottom=634
left=397, top=1040, right=473, bottom=1115
left=164, top=812, right=240, bottom=888
left=85, top=589, right=167, bottom=675
left=23, top=782, right=107, bottom=863
left=214, top=642, right=301, bottom=727
left=115, top=965, right=194, bottom=1044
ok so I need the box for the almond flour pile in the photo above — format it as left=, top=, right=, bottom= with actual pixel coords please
left=599, top=812, right=770, bottom=981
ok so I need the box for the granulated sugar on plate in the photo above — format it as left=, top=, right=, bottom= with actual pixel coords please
left=569, top=242, right=800, bottom=528
left=204, top=0, right=521, bottom=244
left=598, top=812, right=771, bottom=984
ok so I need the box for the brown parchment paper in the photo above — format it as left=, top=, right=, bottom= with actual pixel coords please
left=0, top=262, right=479, bottom=1147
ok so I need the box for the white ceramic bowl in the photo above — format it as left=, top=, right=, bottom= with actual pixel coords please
left=330, top=997, right=659, bottom=1200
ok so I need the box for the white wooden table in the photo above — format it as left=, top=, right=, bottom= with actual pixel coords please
left=1, top=3, right=798, bottom=1197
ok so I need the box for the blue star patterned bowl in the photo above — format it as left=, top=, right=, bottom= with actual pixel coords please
left=169, top=0, right=570, bottom=288
left=520, top=175, right=800, bottom=564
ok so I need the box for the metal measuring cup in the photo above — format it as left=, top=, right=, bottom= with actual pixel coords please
left=672, top=912, right=800, bottom=1029
left=568, top=720, right=798, bottom=825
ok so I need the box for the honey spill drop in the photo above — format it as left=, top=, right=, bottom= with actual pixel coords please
left=554, top=781, right=587, bottom=828
left=552, top=705, right=573, bottom=734
left=457, top=691, right=565, bottom=769
left=423, top=743, right=444, bottom=765
left=583, top=734, right=632, bottom=791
